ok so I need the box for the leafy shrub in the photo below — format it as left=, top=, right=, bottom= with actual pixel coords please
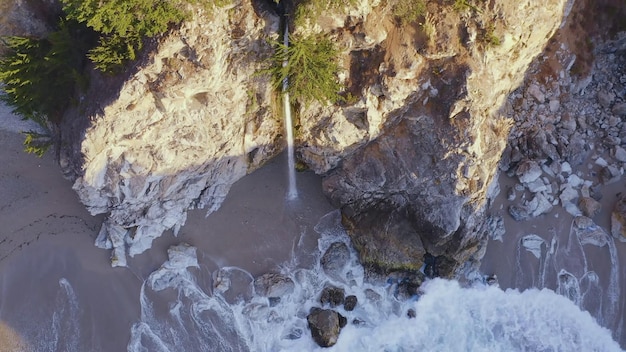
left=478, top=22, right=501, bottom=47
left=421, top=12, right=437, bottom=46
left=22, top=131, right=52, bottom=157
left=87, top=34, right=141, bottom=72
left=393, top=0, right=427, bottom=25
left=452, top=0, right=482, bottom=13
left=266, top=34, right=342, bottom=105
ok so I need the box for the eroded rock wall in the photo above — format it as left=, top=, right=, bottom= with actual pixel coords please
left=61, top=0, right=572, bottom=271
left=66, top=1, right=281, bottom=265
left=294, top=0, right=572, bottom=276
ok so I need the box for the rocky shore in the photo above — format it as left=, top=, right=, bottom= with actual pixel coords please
left=43, top=0, right=569, bottom=276
left=2, top=0, right=626, bottom=348
left=501, top=33, right=626, bottom=231
left=481, top=21, right=626, bottom=346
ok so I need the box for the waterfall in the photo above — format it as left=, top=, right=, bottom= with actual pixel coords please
left=282, top=24, right=298, bottom=200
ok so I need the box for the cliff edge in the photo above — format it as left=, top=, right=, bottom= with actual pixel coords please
left=56, top=0, right=570, bottom=270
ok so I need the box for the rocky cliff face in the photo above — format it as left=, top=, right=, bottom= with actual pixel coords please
left=294, top=0, right=572, bottom=275
left=63, top=1, right=281, bottom=266
left=60, top=0, right=571, bottom=270
left=0, top=0, right=59, bottom=42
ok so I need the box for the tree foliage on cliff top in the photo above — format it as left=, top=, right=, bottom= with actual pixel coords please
left=392, top=0, right=427, bottom=25
left=0, top=20, right=94, bottom=156
left=0, top=21, right=92, bottom=124
left=266, top=34, right=342, bottom=105
left=61, top=0, right=191, bottom=72
left=62, top=0, right=185, bottom=37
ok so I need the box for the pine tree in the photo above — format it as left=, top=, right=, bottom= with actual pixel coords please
left=0, top=21, right=93, bottom=125
left=62, top=0, right=188, bottom=72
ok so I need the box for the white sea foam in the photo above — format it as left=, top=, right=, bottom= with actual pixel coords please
left=129, top=212, right=624, bottom=352
left=30, top=278, right=83, bottom=352
left=334, top=279, right=622, bottom=352
left=129, top=261, right=623, bottom=352
left=512, top=216, right=621, bottom=335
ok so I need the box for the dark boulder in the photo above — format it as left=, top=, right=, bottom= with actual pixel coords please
left=344, top=295, right=358, bottom=311
left=612, top=102, right=626, bottom=117
left=600, top=165, right=621, bottom=184
left=508, top=204, right=530, bottom=221
left=342, top=208, right=426, bottom=274
left=485, top=274, right=498, bottom=286
left=253, top=273, right=295, bottom=298
left=424, top=253, right=456, bottom=279
left=268, top=297, right=281, bottom=307
left=307, top=308, right=347, bottom=347
left=321, top=242, right=350, bottom=282
left=394, top=272, right=425, bottom=299
left=352, top=317, right=366, bottom=326
left=579, top=196, right=601, bottom=218
left=320, top=286, right=345, bottom=308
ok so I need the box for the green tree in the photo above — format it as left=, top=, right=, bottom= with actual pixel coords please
left=61, top=0, right=188, bottom=72
left=0, top=21, right=92, bottom=124
left=393, top=0, right=427, bottom=25
left=266, top=34, right=343, bottom=105
left=0, top=20, right=94, bottom=156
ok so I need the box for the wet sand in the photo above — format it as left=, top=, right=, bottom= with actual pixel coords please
left=0, top=130, right=140, bottom=351
left=481, top=172, right=626, bottom=347
left=0, top=127, right=334, bottom=350
left=3, top=112, right=624, bottom=348
left=127, top=153, right=335, bottom=279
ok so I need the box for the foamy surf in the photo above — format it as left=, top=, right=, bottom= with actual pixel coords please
left=128, top=212, right=623, bottom=352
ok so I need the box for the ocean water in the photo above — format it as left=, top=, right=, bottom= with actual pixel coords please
left=482, top=175, right=626, bottom=348
left=126, top=211, right=623, bottom=352
left=0, top=208, right=623, bottom=352
left=0, top=119, right=622, bottom=350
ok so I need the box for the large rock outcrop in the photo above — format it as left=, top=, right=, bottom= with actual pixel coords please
left=293, top=0, right=572, bottom=275
left=56, top=0, right=572, bottom=270
left=63, top=1, right=282, bottom=265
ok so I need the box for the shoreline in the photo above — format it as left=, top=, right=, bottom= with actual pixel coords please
left=2, top=106, right=624, bottom=348
left=0, top=122, right=335, bottom=350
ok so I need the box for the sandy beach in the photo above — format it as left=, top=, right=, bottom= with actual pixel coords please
left=0, top=129, right=140, bottom=351
left=1, top=105, right=624, bottom=349
left=481, top=172, right=626, bottom=346
left=0, top=111, right=334, bottom=350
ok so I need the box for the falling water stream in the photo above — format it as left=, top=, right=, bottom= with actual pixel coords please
left=0, top=10, right=625, bottom=350
left=282, top=24, right=298, bottom=200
